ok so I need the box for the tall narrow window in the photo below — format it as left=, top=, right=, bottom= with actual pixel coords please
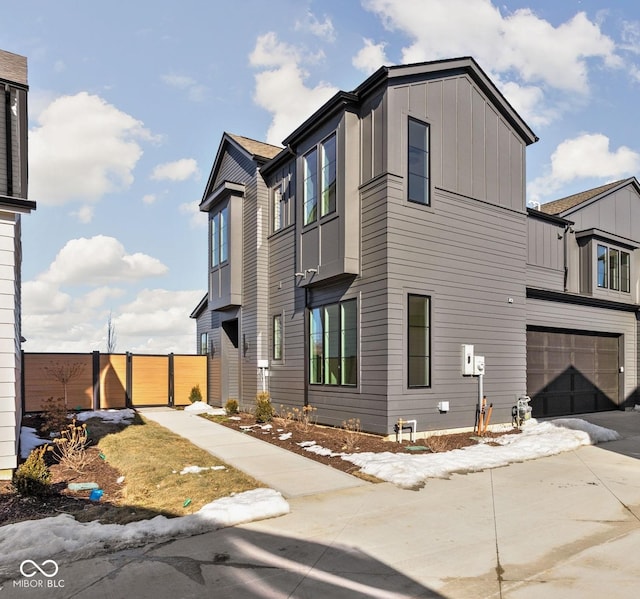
left=200, top=332, right=208, bottom=356
left=621, top=252, right=631, bottom=293
left=408, top=118, right=430, bottom=205
left=609, top=248, right=620, bottom=291
left=309, top=299, right=357, bottom=386
left=303, top=148, right=318, bottom=225
left=272, top=186, right=284, bottom=232
left=273, top=314, right=283, bottom=361
left=219, top=206, right=228, bottom=263
left=320, top=134, right=336, bottom=217
left=408, top=294, right=431, bottom=387
left=597, top=245, right=608, bottom=288
left=211, top=213, right=219, bottom=267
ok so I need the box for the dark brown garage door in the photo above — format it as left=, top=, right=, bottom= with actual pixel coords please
left=526, top=328, right=620, bottom=417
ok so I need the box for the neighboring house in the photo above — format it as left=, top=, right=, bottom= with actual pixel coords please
left=192, top=56, right=636, bottom=436
left=0, top=49, right=35, bottom=477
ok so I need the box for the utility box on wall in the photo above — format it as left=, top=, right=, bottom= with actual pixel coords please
left=461, top=344, right=475, bottom=375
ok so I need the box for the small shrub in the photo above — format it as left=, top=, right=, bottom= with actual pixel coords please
left=13, top=446, right=51, bottom=497
left=49, top=419, right=94, bottom=473
left=278, top=404, right=294, bottom=429
left=342, top=417, right=361, bottom=451
left=188, top=385, right=203, bottom=403
left=254, top=392, right=275, bottom=423
left=40, top=396, right=68, bottom=435
left=292, top=404, right=317, bottom=432
left=225, top=399, right=239, bottom=415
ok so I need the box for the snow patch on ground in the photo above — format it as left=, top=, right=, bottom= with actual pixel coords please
left=184, top=402, right=224, bottom=415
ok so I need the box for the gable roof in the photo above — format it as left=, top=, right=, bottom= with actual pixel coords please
left=227, top=134, right=281, bottom=161
left=539, top=179, right=635, bottom=216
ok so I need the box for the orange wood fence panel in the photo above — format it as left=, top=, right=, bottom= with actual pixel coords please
left=130, top=355, right=169, bottom=406
left=173, top=355, right=207, bottom=406
left=99, top=354, right=127, bottom=408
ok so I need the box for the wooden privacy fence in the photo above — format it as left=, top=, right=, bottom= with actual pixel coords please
left=22, top=352, right=207, bottom=412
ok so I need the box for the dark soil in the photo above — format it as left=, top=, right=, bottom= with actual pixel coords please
left=0, top=414, right=126, bottom=527
left=211, top=412, right=513, bottom=480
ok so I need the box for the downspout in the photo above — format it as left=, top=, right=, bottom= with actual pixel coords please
left=563, top=223, right=570, bottom=292
left=4, top=84, right=13, bottom=196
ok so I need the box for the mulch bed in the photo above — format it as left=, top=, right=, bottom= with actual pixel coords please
left=212, top=412, right=510, bottom=479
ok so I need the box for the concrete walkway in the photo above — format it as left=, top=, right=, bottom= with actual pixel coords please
left=138, top=407, right=368, bottom=498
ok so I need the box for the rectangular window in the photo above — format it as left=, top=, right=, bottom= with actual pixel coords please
left=621, top=252, right=631, bottom=293
left=210, top=206, right=229, bottom=267
left=408, top=118, right=430, bottom=205
left=320, top=134, right=336, bottom=217
left=273, top=314, right=283, bottom=361
left=200, top=332, right=208, bottom=356
left=408, top=294, right=431, bottom=388
left=309, top=299, right=357, bottom=386
left=273, top=186, right=284, bottom=232
left=303, top=148, right=318, bottom=225
left=609, top=248, right=620, bottom=291
left=597, top=244, right=607, bottom=288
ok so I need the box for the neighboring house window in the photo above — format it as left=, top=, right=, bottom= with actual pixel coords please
left=273, top=314, right=283, bottom=361
left=303, top=134, right=337, bottom=225
left=309, top=298, right=357, bottom=386
left=200, top=332, right=208, bottom=356
left=408, top=118, right=430, bottom=206
left=597, top=244, right=630, bottom=292
left=272, top=185, right=285, bottom=232
left=210, top=206, right=229, bottom=267
left=408, top=294, right=431, bottom=387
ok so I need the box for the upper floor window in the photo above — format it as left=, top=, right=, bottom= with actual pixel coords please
left=199, top=332, right=209, bottom=356
left=309, top=298, right=357, bottom=386
left=210, top=205, right=229, bottom=268
left=408, top=118, right=430, bottom=206
left=303, top=134, right=337, bottom=226
left=272, top=185, right=286, bottom=232
left=597, top=244, right=630, bottom=293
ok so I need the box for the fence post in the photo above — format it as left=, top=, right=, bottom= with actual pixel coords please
left=168, top=353, right=175, bottom=407
left=92, top=351, right=100, bottom=410
left=126, top=352, right=132, bottom=408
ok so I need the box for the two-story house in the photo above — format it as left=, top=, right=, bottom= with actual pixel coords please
left=192, top=56, right=637, bottom=436
left=0, top=49, right=35, bottom=477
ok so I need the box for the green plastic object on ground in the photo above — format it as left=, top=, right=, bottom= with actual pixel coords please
left=67, top=482, right=99, bottom=491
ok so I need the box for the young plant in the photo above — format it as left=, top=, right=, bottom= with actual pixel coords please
left=225, top=398, right=239, bottom=415
left=43, top=361, right=85, bottom=408
left=341, top=417, right=361, bottom=451
left=278, top=404, right=294, bottom=429
left=49, top=419, right=94, bottom=473
left=254, top=392, right=274, bottom=423
left=13, top=446, right=51, bottom=497
left=293, top=404, right=317, bottom=433
left=188, top=385, right=203, bottom=403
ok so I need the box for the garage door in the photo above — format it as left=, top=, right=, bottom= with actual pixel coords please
left=526, top=328, right=620, bottom=417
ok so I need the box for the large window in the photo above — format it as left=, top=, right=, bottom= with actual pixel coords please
left=408, top=118, right=430, bottom=205
left=309, top=299, right=357, bottom=386
left=273, top=314, right=283, bottom=361
left=303, top=134, right=337, bottom=226
left=597, top=244, right=630, bottom=293
left=408, top=294, right=431, bottom=387
left=210, top=205, right=229, bottom=268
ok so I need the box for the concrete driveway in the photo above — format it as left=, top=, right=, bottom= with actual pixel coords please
left=2, top=411, right=638, bottom=598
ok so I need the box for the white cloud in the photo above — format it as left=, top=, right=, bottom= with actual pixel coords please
left=142, top=193, right=157, bottom=205
left=180, top=200, right=207, bottom=228
left=528, top=133, right=640, bottom=202
left=250, top=33, right=338, bottom=145
left=352, top=39, right=389, bottom=74
left=363, top=0, right=620, bottom=94
left=39, top=235, right=168, bottom=286
left=494, top=77, right=558, bottom=129
left=29, top=92, right=155, bottom=205
left=295, top=11, right=336, bottom=42
left=22, top=280, right=72, bottom=315
left=161, top=73, right=207, bottom=102
left=151, top=158, right=199, bottom=182
left=70, top=205, right=95, bottom=223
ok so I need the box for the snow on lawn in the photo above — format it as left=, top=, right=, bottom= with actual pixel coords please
left=339, top=418, right=621, bottom=488
left=75, top=408, right=136, bottom=423
left=184, top=401, right=225, bottom=415
left=0, top=488, right=289, bottom=573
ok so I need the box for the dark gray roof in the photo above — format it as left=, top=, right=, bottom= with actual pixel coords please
left=539, top=180, right=629, bottom=215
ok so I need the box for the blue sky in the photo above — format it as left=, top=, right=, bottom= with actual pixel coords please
left=2, top=0, right=640, bottom=354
